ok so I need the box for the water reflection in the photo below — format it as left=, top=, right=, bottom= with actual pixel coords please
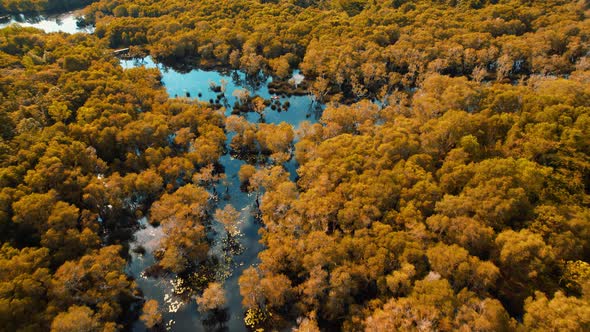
left=121, top=56, right=322, bottom=125
left=201, top=308, right=230, bottom=332
left=123, top=57, right=323, bottom=331
left=0, top=6, right=328, bottom=330
left=0, top=11, right=92, bottom=33
left=2, top=12, right=322, bottom=328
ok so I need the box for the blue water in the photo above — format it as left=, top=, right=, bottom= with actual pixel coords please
left=121, top=58, right=323, bottom=331
left=120, top=57, right=320, bottom=126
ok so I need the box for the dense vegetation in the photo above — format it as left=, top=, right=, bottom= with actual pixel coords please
left=82, top=0, right=589, bottom=101
left=0, top=27, right=225, bottom=330
left=0, top=0, right=94, bottom=15
left=242, top=73, right=590, bottom=331
left=0, top=0, right=589, bottom=331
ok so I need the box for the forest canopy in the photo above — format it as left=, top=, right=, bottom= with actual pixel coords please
left=0, top=0, right=589, bottom=331
left=0, top=0, right=95, bottom=14
left=0, top=26, right=225, bottom=330
left=81, top=0, right=590, bottom=101
left=245, top=73, right=590, bottom=330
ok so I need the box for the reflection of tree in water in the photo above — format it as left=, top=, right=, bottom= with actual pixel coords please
left=158, top=58, right=199, bottom=74
left=306, top=100, right=324, bottom=121
left=230, top=70, right=269, bottom=93
left=113, top=57, right=308, bottom=329
left=9, top=13, right=68, bottom=25
left=13, top=14, right=42, bottom=23
left=201, top=308, right=230, bottom=332
left=130, top=57, right=153, bottom=68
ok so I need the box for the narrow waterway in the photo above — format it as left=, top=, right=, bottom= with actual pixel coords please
left=121, top=57, right=323, bottom=331
left=0, top=13, right=323, bottom=331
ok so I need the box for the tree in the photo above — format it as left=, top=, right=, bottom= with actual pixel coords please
left=0, top=244, right=52, bottom=331
left=134, top=169, right=164, bottom=203
left=238, top=164, right=257, bottom=189
left=232, top=89, right=250, bottom=106
left=48, top=102, right=72, bottom=123
left=12, top=190, right=57, bottom=240
left=215, top=205, right=241, bottom=237
left=269, top=56, right=291, bottom=79
left=0, top=27, right=229, bottom=332
left=3, top=2, right=590, bottom=331
left=453, top=296, right=516, bottom=332
left=50, top=305, right=111, bottom=332
left=386, top=263, right=415, bottom=296
left=495, top=229, right=558, bottom=313
left=140, top=300, right=162, bottom=328
left=196, top=282, right=226, bottom=313
left=256, top=122, right=294, bottom=162
left=259, top=273, right=292, bottom=308
left=364, top=277, right=457, bottom=331
left=426, top=215, right=494, bottom=258
left=41, top=201, right=100, bottom=266
left=239, top=267, right=262, bottom=309
left=562, top=260, right=590, bottom=296
left=321, top=101, right=380, bottom=137
left=523, top=291, right=590, bottom=331
left=251, top=96, right=266, bottom=119
left=150, top=184, right=210, bottom=273
left=293, top=312, right=320, bottom=332
left=50, top=246, right=135, bottom=322
left=426, top=243, right=499, bottom=293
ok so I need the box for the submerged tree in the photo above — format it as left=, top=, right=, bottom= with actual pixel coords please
left=196, top=282, right=227, bottom=313
left=150, top=184, right=210, bottom=273
left=140, top=300, right=162, bottom=329
left=215, top=204, right=241, bottom=238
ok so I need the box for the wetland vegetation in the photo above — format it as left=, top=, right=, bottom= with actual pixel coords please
left=0, top=0, right=589, bottom=331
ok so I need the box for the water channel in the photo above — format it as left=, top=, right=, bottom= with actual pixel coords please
left=1, top=12, right=323, bottom=331
left=120, top=57, right=322, bottom=331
